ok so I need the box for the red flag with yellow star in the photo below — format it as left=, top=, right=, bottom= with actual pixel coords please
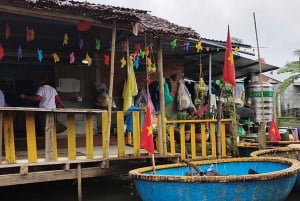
left=223, top=25, right=236, bottom=86
left=268, top=118, right=281, bottom=141
left=141, top=106, right=155, bottom=154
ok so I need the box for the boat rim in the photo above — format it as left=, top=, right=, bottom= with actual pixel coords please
left=129, top=157, right=300, bottom=183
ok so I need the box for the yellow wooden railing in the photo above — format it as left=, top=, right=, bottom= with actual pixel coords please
left=0, top=108, right=232, bottom=165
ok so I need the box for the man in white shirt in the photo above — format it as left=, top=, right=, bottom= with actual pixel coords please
left=19, top=76, right=64, bottom=135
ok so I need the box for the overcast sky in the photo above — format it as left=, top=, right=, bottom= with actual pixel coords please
left=85, top=0, right=300, bottom=80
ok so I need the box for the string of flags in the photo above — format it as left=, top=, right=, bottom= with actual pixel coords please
left=0, top=22, right=244, bottom=68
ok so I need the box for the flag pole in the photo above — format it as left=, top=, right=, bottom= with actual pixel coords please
left=253, top=12, right=266, bottom=150
left=144, top=36, right=156, bottom=175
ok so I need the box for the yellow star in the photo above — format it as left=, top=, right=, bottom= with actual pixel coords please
left=196, top=41, right=203, bottom=52
left=228, top=52, right=234, bottom=65
left=146, top=125, right=153, bottom=136
left=120, top=56, right=126, bottom=68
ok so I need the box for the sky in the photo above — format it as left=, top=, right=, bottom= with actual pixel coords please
left=84, top=0, right=300, bottom=80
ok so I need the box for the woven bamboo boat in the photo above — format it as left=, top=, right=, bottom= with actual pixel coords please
left=129, top=157, right=300, bottom=201
left=251, top=145, right=300, bottom=190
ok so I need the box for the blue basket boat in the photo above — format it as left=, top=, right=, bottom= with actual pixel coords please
left=251, top=146, right=300, bottom=191
left=129, top=157, right=300, bottom=201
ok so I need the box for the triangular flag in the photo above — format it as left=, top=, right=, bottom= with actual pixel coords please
left=223, top=25, right=236, bottom=87
left=268, top=118, right=281, bottom=141
left=141, top=106, right=155, bottom=154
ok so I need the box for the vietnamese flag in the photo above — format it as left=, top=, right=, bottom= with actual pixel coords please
left=223, top=25, right=236, bottom=87
left=268, top=118, right=281, bottom=141
left=141, top=106, right=155, bottom=154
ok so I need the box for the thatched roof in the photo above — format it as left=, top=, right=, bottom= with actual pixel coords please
left=1, top=0, right=200, bottom=39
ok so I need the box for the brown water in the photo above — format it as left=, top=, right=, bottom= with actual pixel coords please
left=0, top=176, right=298, bottom=201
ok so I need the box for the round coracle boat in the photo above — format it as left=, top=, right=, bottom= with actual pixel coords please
left=251, top=145, right=300, bottom=190
left=129, top=157, right=300, bottom=201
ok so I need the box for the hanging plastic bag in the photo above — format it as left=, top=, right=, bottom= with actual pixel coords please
left=177, top=79, right=195, bottom=111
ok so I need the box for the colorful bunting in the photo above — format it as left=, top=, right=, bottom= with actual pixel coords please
left=145, top=46, right=150, bottom=57
left=5, top=24, right=11, bottom=40
left=133, top=55, right=139, bottom=69
left=69, top=52, right=75, bottom=64
left=195, top=41, right=203, bottom=52
left=17, top=46, right=22, bottom=61
left=139, top=49, right=145, bottom=59
left=184, top=42, right=190, bottom=51
left=63, top=33, right=68, bottom=46
left=26, top=26, right=35, bottom=42
left=95, top=38, right=101, bottom=51
left=104, top=54, right=110, bottom=66
left=135, top=43, right=141, bottom=54
left=85, top=53, right=92, bottom=66
left=52, top=53, right=60, bottom=63
left=120, top=56, right=126, bottom=68
left=37, top=48, right=43, bottom=62
left=171, top=39, right=177, bottom=50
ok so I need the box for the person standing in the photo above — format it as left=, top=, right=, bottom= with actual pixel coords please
left=19, top=76, right=64, bottom=135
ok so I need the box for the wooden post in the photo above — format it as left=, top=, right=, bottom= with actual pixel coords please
left=77, top=163, right=82, bottom=201
left=45, top=112, right=55, bottom=161
left=106, top=19, right=117, bottom=158
left=157, top=38, right=165, bottom=154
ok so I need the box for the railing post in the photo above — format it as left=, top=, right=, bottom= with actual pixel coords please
left=45, top=112, right=55, bottom=161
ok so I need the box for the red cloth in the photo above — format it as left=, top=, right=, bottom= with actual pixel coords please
left=141, top=106, right=155, bottom=154
left=223, top=25, right=236, bottom=87
left=268, top=118, right=281, bottom=141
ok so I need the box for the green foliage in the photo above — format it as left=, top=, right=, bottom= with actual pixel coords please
left=278, top=53, right=300, bottom=93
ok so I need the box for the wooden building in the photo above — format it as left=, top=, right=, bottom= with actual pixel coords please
left=0, top=1, right=280, bottom=200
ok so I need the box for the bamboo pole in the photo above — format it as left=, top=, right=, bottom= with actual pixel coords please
left=106, top=19, right=117, bottom=156
left=77, top=163, right=82, bottom=201
left=253, top=12, right=266, bottom=150
left=157, top=38, right=165, bottom=154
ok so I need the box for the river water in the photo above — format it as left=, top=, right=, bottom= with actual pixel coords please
left=0, top=175, right=299, bottom=201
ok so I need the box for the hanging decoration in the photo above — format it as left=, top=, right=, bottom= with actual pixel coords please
left=139, top=49, right=145, bottom=59
left=146, top=57, right=152, bottom=72
left=234, top=46, right=240, bottom=52
left=17, top=46, right=22, bottom=61
left=63, top=33, right=68, bottom=46
left=85, top=53, right=92, bottom=66
left=184, top=42, right=190, bottom=51
left=69, top=52, right=75, bottom=64
left=145, top=45, right=150, bottom=57
left=121, top=41, right=127, bottom=52
left=5, top=24, right=11, bottom=40
left=133, top=55, right=140, bottom=69
left=0, top=44, right=4, bottom=60
left=37, top=48, right=43, bottom=62
left=170, top=39, right=177, bottom=50
left=79, top=34, right=84, bottom=50
left=104, top=54, right=110, bottom=66
left=205, top=47, right=210, bottom=51
left=120, top=56, right=126, bottom=68
left=195, top=41, right=203, bottom=52
left=52, top=53, right=60, bottom=63
left=26, top=26, right=35, bottom=42
left=134, top=43, right=141, bottom=54
left=77, top=21, right=91, bottom=32
left=95, top=38, right=101, bottom=51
